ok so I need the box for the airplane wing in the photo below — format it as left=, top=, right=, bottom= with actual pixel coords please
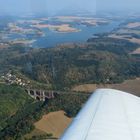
left=60, top=89, right=140, bottom=140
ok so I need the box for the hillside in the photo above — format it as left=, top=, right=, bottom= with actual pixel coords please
left=0, top=36, right=140, bottom=139
left=0, top=84, right=46, bottom=140
left=0, top=83, right=89, bottom=140
left=0, top=84, right=32, bottom=131
left=0, top=37, right=140, bottom=90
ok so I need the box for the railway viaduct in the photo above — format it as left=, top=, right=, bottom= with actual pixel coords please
left=25, top=89, right=90, bottom=101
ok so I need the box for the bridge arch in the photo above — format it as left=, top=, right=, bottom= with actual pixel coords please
left=36, top=96, right=40, bottom=101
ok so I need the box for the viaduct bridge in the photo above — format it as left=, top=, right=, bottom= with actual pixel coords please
left=25, top=89, right=90, bottom=101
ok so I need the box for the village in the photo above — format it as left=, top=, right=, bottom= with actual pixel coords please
left=0, top=72, right=29, bottom=87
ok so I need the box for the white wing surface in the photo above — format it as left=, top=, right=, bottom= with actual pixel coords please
left=60, top=89, right=140, bottom=140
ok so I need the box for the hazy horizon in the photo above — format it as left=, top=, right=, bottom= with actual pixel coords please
left=0, top=0, right=140, bottom=16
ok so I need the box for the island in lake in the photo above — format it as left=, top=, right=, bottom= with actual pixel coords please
left=32, top=23, right=81, bottom=33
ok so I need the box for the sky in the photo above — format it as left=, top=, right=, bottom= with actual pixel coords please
left=0, top=0, right=139, bottom=15
left=0, top=0, right=96, bottom=15
left=97, top=0, right=140, bottom=12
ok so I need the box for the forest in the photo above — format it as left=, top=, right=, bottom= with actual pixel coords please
left=0, top=37, right=140, bottom=89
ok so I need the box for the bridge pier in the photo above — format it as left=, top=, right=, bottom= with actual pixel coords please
left=26, top=89, right=55, bottom=101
